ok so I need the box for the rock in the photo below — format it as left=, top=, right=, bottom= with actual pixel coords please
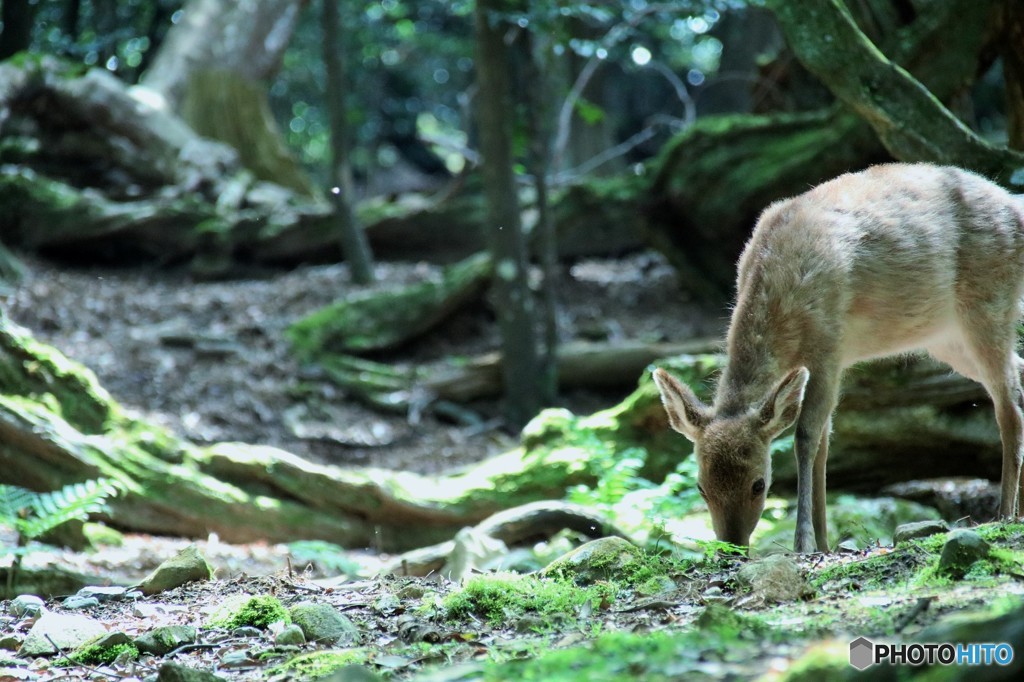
left=0, top=633, right=23, bottom=651
left=76, top=586, right=135, bottom=602
left=735, top=555, right=809, bottom=603
left=232, top=626, right=262, bottom=638
left=135, top=544, right=213, bottom=595
left=207, top=595, right=289, bottom=630
left=893, top=519, right=950, bottom=544
left=289, top=602, right=360, bottom=645
left=62, top=596, right=100, bottom=610
left=938, top=529, right=991, bottom=578
left=541, top=537, right=640, bottom=585
left=157, top=662, right=228, bottom=682
left=19, top=612, right=107, bottom=657
left=135, top=625, right=197, bottom=656
left=275, top=624, right=306, bottom=646
left=10, top=595, right=44, bottom=618
left=441, top=526, right=509, bottom=582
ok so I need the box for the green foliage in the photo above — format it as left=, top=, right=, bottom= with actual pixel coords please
left=270, top=649, right=371, bottom=679
left=71, top=642, right=138, bottom=666
left=0, top=478, right=121, bottom=546
left=209, top=595, right=291, bottom=630
left=443, top=573, right=614, bottom=629
left=566, top=430, right=702, bottom=543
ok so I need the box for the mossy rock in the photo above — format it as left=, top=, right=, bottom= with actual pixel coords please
left=207, top=594, right=289, bottom=630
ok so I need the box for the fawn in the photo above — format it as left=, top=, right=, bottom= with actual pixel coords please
left=653, top=163, right=1024, bottom=553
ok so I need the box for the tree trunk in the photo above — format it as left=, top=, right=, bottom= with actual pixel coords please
left=765, top=0, right=1024, bottom=186
left=0, top=0, right=36, bottom=60
left=646, top=0, right=1012, bottom=297
left=141, top=0, right=317, bottom=197
left=322, top=0, right=374, bottom=284
left=473, top=0, right=543, bottom=427
left=997, top=0, right=1024, bottom=150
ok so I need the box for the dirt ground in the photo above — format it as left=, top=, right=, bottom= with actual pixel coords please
left=2, top=250, right=723, bottom=474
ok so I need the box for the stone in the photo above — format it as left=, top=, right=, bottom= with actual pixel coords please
left=893, top=519, right=949, bottom=544
left=135, top=544, right=213, bottom=595
left=289, top=602, right=360, bottom=645
left=19, top=612, right=107, bottom=657
left=62, top=596, right=100, bottom=610
left=541, top=537, right=640, bottom=585
left=274, top=624, right=306, bottom=646
left=735, top=554, right=809, bottom=603
left=938, top=529, right=991, bottom=578
left=10, top=595, right=44, bottom=618
left=135, top=625, right=197, bottom=656
left=157, top=662, right=228, bottom=682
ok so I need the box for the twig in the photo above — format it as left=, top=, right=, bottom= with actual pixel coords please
left=894, top=596, right=935, bottom=632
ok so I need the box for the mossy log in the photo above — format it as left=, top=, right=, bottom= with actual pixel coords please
left=0, top=312, right=598, bottom=551
left=0, top=311, right=1006, bottom=552
left=0, top=56, right=335, bottom=267
left=288, top=253, right=493, bottom=357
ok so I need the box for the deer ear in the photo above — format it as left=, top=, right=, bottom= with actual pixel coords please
left=652, top=368, right=711, bottom=442
left=758, top=367, right=809, bottom=437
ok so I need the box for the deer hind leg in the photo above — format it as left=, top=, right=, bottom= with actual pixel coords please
left=812, top=416, right=832, bottom=552
left=948, top=320, right=1024, bottom=520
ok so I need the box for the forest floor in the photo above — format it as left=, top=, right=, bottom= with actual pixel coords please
left=5, top=254, right=1024, bottom=681
left=3, top=250, right=721, bottom=474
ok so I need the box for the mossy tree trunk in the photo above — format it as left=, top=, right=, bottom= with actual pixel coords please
left=646, top=0, right=1011, bottom=297
left=765, top=0, right=1024, bottom=186
left=141, top=0, right=317, bottom=197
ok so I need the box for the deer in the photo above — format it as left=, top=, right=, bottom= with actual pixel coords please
left=652, top=163, right=1024, bottom=553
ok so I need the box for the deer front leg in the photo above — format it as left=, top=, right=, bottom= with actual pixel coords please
left=793, top=423, right=818, bottom=553
left=792, top=369, right=839, bottom=553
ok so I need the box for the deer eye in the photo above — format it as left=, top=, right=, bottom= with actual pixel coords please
left=752, top=478, right=766, bottom=496
left=697, top=484, right=708, bottom=500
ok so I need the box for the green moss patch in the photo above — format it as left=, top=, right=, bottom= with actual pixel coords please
left=443, top=573, right=614, bottom=629
left=207, top=595, right=290, bottom=630
left=269, top=649, right=370, bottom=679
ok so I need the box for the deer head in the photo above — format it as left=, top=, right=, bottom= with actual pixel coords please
left=652, top=367, right=809, bottom=547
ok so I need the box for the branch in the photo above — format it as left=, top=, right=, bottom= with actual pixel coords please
left=765, top=0, right=1024, bottom=187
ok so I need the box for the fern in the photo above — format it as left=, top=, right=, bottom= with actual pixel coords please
left=0, top=478, right=122, bottom=541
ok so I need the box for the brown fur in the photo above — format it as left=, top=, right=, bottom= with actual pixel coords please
left=654, top=163, right=1024, bottom=553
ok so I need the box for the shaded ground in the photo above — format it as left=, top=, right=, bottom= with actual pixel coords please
left=4, top=525, right=1024, bottom=681
left=2, top=250, right=721, bottom=473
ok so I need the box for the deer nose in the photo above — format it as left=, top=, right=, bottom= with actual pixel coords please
left=715, top=522, right=753, bottom=549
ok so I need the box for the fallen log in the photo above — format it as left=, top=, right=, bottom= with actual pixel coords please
left=0, top=311, right=1008, bottom=553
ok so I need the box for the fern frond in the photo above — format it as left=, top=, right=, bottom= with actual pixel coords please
left=0, top=484, right=38, bottom=525
left=17, top=478, right=122, bottom=540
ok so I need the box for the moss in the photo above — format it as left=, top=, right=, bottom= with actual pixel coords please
left=287, top=252, right=492, bottom=357
left=269, top=649, right=370, bottom=678
left=1, top=311, right=121, bottom=434
left=443, top=573, right=614, bottom=629
left=779, top=641, right=856, bottom=682
left=71, top=642, right=138, bottom=665
left=82, top=522, right=124, bottom=548
left=208, top=595, right=290, bottom=630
